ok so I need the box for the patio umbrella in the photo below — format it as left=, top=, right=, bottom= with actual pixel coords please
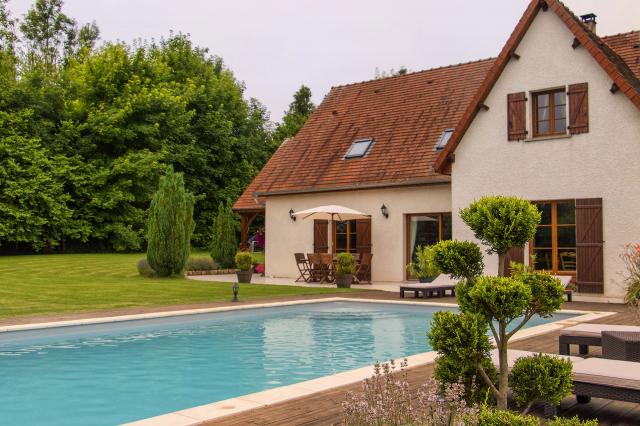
left=291, top=205, right=371, bottom=221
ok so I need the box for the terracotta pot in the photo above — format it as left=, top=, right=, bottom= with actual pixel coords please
left=236, top=270, right=253, bottom=283
left=335, top=274, right=352, bottom=288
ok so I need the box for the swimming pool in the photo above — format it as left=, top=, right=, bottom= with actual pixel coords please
left=0, top=300, right=578, bottom=425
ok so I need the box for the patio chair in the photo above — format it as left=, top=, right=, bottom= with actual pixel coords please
left=307, top=253, right=323, bottom=282
left=294, top=253, right=312, bottom=282
left=602, top=331, right=640, bottom=362
left=399, top=274, right=457, bottom=298
left=491, top=349, right=640, bottom=417
left=355, top=253, right=373, bottom=284
left=559, top=324, right=640, bottom=355
left=319, top=253, right=334, bottom=283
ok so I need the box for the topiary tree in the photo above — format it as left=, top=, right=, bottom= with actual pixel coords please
left=146, top=166, right=195, bottom=277
left=428, top=311, right=497, bottom=404
left=210, top=202, right=237, bottom=268
left=432, top=240, right=484, bottom=284
left=510, top=353, right=573, bottom=414
left=456, top=269, right=564, bottom=409
left=460, top=196, right=540, bottom=276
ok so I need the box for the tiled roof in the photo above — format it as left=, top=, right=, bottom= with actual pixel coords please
left=435, top=0, right=640, bottom=173
left=233, top=58, right=495, bottom=211
left=602, top=31, right=640, bottom=80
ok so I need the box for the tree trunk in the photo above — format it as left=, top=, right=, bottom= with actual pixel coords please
left=498, top=253, right=505, bottom=277
left=497, top=323, right=509, bottom=409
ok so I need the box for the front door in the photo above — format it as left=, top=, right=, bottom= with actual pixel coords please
left=405, top=213, right=452, bottom=280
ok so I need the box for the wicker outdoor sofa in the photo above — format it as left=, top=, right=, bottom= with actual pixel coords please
left=492, top=349, right=640, bottom=417
left=558, top=323, right=640, bottom=356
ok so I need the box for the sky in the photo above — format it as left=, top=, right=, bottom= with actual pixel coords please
left=7, top=0, right=640, bottom=122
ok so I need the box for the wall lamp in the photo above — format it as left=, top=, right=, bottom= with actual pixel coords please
left=380, top=204, right=389, bottom=219
left=289, top=208, right=297, bottom=221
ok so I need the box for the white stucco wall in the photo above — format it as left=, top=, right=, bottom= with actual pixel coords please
left=264, top=184, right=451, bottom=282
left=450, top=10, right=640, bottom=300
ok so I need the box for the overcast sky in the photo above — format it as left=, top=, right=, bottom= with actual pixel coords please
left=7, top=0, right=640, bottom=121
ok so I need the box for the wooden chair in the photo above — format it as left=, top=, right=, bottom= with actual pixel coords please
left=294, top=253, right=312, bottom=282
left=560, top=251, right=577, bottom=271
left=319, top=253, right=334, bottom=283
left=356, top=253, right=373, bottom=284
left=307, top=253, right=323, bottom=282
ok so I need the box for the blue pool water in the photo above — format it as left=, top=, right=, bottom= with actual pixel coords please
left=0, top=301, right=576, bottom=425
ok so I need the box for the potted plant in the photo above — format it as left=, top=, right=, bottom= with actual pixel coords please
left=407, top=245, right=440, bottom=283
left=335, top=252, right=356, bottom=288
left=235, top=251, right=254, bottom=283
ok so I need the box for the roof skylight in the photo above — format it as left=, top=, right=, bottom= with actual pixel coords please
left=345, top=138, right=373, bottom=159
left=435, top=129, right=454, bottom=151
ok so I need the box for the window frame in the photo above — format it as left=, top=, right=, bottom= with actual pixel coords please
left=531, top=88, right=567, bottom=138
left=344, top=138, right=374, bottom=159
left=435, top=129, right=454, bottom=151
left=333, top=220, right=358, bottom=253
left=405, top=213, right=452, bottom=280
left=529, top=199, right=576, bottom=276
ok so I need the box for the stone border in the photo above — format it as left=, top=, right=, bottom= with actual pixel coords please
left=186, top=269, right=239, bottom=276
left=0, top=298, right=615, bottom=425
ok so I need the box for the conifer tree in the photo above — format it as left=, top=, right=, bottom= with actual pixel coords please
left=146, top=166, right=194, bottom=277
left=210, top=202, right=237, bottom=268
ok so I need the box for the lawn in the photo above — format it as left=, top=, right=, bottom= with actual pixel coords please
left=0, top=253, right=356, bottom=319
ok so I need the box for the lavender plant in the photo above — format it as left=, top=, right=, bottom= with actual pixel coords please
left=342, top=359, right=479, bottom=426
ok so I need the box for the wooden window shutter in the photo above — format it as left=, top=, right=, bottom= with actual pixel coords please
left=356, top=219, right=372, bottom=281
left=576, top=198, right=603, bottom=293
left=507, top=92, right=527, bottom=141
left=313, top=219, right=328, bottom=253
left=568, top=83, right=589, bottom=134
left=504, top=246, right=525, bottom=277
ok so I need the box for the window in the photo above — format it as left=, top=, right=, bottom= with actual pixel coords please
left=435, top=129, right=454, bottom=151
left=533, top=89, right=567, bottom=137
left=406, top=213, right=452, bottom=279
left=334, top=220, right=357, bottom=253
left=345, top=138, right=373, bottom=159
left=530, top=200, right=576, bottom=274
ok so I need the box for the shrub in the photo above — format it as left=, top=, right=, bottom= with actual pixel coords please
left=235, top=251, right=253, bottom=271
left=186, top=257, right=219, bottom=271
left=210, top=202, right=237, bottom=268
left=406, top=245, right=440, bottom=280
left=342, top=359, right=479, bottom=426
left=547, top=416, right=598, bottom=426
left=621, top=243, right=640, bottom=312
left=460, top=196, right=540, bottom=277
left=428, top=311, right=497, bottom=404
left=432, top=240, right=484, bottom=284
left=477, top=408, right=539, bottom=426
left=136, top=258, right=156, bottom=278
left=510, top=354, right=573, bottom=414
left=335, top=252, right=355, bottom=276
left=146, top=166, right=195, bottom=277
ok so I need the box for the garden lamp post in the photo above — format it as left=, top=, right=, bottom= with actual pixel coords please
left=232, top=282, right=239, bottom=302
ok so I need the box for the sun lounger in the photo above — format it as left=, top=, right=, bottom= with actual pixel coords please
left=559, top=323, right=640, bottom=355
left=553, top=275, right=574, bottom=302
left=491, top=349, right=640, bottom=417
left=399, top=274, right=457, bottom=298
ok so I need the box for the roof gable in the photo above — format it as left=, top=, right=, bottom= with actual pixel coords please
left=434, top=0, right=640, bottom=174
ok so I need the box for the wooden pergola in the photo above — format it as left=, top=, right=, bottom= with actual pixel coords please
left=238, top=209, right=264, bottom=251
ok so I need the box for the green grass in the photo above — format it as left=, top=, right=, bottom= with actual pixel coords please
left=0, top=253, right=356, bottom=319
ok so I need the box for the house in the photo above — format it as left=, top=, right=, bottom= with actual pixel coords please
left=234, top=0, right=640, bottom=301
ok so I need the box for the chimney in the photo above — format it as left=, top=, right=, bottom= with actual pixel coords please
left=580, top=13, right=597, bottom=33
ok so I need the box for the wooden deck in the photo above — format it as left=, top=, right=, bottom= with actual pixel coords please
left=209, top=296, right=640, bottom=426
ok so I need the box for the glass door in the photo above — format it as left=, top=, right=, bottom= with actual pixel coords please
left=405, top=213, right=452, bottom=279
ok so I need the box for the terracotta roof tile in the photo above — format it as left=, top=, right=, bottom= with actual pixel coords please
left=234, top=58, right=494, bottom=210
left=602, top=31, right=640, bottom=80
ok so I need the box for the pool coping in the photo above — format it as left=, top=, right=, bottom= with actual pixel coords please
left=0, top=298, right=615, bottom=426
